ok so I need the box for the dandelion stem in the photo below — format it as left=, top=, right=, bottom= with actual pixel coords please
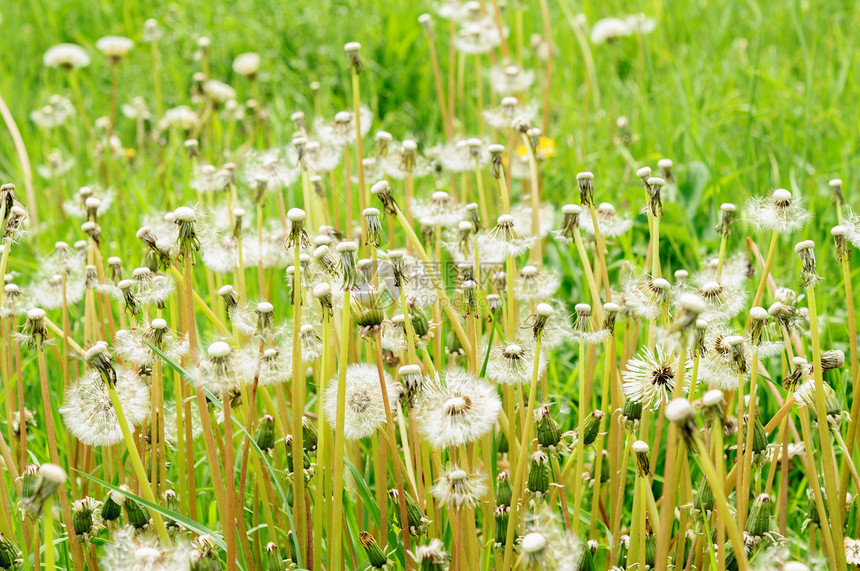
left=330, top=290, right=352, bottom=571
left=752, top=231, right=778, bottom=308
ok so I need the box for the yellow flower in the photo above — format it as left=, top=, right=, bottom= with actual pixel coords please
left=516, top=136, right=557, bottom=160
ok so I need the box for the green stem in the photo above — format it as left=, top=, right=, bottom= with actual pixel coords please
left=330, top=290, right=352, bottom=571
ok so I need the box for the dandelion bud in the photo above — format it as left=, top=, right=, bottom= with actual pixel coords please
left=494, top=506, right=510, bottom=547
left=724, top=334, right=747, bottom=374
left=85, top=341, right=118, bottom=388
left=794, top=240, right=822, bottom=288
left=23, top=463, right=66, bottom=517
left=615, top=535, right=630, bottom=568
left=636, top=166, right=652, bottom=189
left=534, top=404, right=561, bottom=449
left=822, top=349, right=845, bottom=371
left=408, top=302, right=431, bottom=338
left=832, top=225, right=851, bottom=262
left=122, top=490, right=149, bottom=529
left=313, top=282, right=333, bottom=317
left=496, top=471, right=512, bottom=507
left=486, top=293, right=502, bottom=315
left=675, top=293, right=705, bottom=331
left=749, top=306, right=768, bottom=346
left=532, top=303, right=553, bottom=340
left=582, top=409, right=603, bottom=446
left=363, top=207, right=382, bottom=247
left=184, top=139, right=199, bottom=157
left=360, top=531, right=388, bottom=569
left=695, top=477, right=715, bottom=513
left=716, top=203, right=736, bottom=236
left=632, top=440, right=650, bottom=477
left=71, top=497, right=99, bottom=536
left=558, top=204, right=581, bottom=242
left=489, top=144, right=505, bottom=178
left=255, top=302, right=275, bottom=337
left=829, top=178, right=844, bottom=207
left=143, top=18, right=161, bottom=42
left=173, top=206, right=200, bottom=259
left=666, top=397, right=697, bottom=445
left=600, top=302, right=620, bottom=333
left=334, top=242, right=358, bottom=290
left=21, top=307, right=49, bottom=349
left=647, top=177, right=665, bottom=216
left=0, top=532, right=21, bottom=570
left=526, top=450, right=550, bottom=495
left=255, top=415, right=276, bottom=452
left=576, top=172, right=595, bottom=206
left=746, top=412, right=768, bottom=456
left=745, top=493, right=773, bottom=538
left=390, top=488, right=428, bottom=537
left=81, top=220, right=101, bottom=244
left=100, top=489, right=124, bottom=522
left=371, top=179, right=397, bottom=215
left=2, top=205, right=27, bottom=242
left=218, top=284, right=239, bottom=318
left=466, top=202, right=481, bottom=232
left=621, top=397, right=642, bottom=428
left=658, top=158, right=674, bottom=183
left=0, top=184, right=14, bottom=224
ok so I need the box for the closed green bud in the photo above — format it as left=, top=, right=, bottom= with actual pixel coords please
left=360, top=531, right=389, bottom=569
left=496, top=471, right=512, bottom=507
left=750, top=414, right=768, bottom=456
left=745, top=493, right=773, bottom=538
left=122, top=489, right=149, bottom=529
left=0, top=533, right=21, bottom=570
left=255, top=415, right=276, bottom=452
left=19, top=465, right=38, bottom=502
left=695, top=477, right=715, bottom=514
left=71, top=497, right=99, bottom=536
left=615, top=535, right=629, bottom=568
left=534, top=405, right=561, bottom=448
left=391, top=489, right=428, bottom=537
left=526, top=450, right=550, bottom=494
left=578, top=540, right=597, bottom=571
left=622, top=398, right=642, bottom=427
left=805, top=490, right=820, bottom=528
left=101, top=489, right=124, bottom=522
left=497, top=430, right=509, bottom=454
left=645, top=530, right=656, bottom=568
left=265, top=542, right=284, bottom=571
left=583, top=410, right=603, bottom=446
left=409, top=304, right=431, bottom=339
left=592, top=450, right=610, bottom=484
left=302, top=416, right=318, bottom=453
left=494, top=506, right=510, bottom=547
left=163, top=489, right=180, bottom=529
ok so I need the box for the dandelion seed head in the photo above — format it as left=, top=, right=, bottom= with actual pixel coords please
left=44, top=43, right=90, bottom=69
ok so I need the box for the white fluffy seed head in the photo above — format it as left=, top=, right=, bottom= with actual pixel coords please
left=794, top=239, right=815, bottom=253
left=772, top=188, right=791, bottom=202
left=151, top=318, right=168, bottom=330
left=679, top=293, right=706, bottom=314
left=647, top=177, right=665, bottom=187
left=574, top=303, right=591, bottom=313
left=504, top=343, right=523, bottom=355
left=720, top=203, right=736, bottom=212
left=562, top=204, right=581, bottom=215
left=724, top=335, right=744, bottom=347
left=703, top=389, right=723, bottom=407
left=604, top=302, right=620, bottom=313
left=652, top=278, right=670, bottom=290
left=636, top=166, right=651, bottom=179
left=313, top=283, right=331, bottom=299
left=701, top=281, right=721, bottom=294
left=632, top=440, right=649, bottom=454
left=287, top=208, right=306, bottom=222
left=257, top=302, right=274, bottom=314
left=521, top=532, right=547, bottom=554
left=39, top=463, right=67, bottom=485
left=344, top=41, right=361, bottom=52
left=336, top=241, right=358, bottom=253
left=363, top=207, right=379, bottom=217
left=782, top=564, right=810, bottom=571
left=658, top=158, right=673, bottom=168
left=536, top=303, right=553, bottom=317
left=399, top=364, right=422, bottom=376
left=749, top=306, right=768, bottom=321
left=207, top=342, right=231, bottom=359
left=665, top=398, right=694, bottom=422
left=576, top=171, right=594, bottom=181
left=27, top=308, right=46, bottom=321
left=497, top=214, right=514, bottom=225
left=832, top=225, right=848, bottom=237
left=829, top=179, right=843, bottom=188
left=371, top=180, right=390, bottom=195
left=173, top=206, right=196, bottom=222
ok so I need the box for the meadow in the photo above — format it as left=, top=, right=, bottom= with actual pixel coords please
left=0, top=0, right=858, bottom=569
